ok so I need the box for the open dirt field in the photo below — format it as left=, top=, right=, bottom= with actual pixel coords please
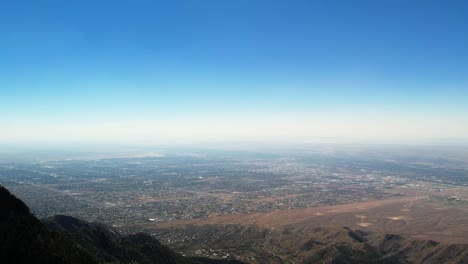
left=146, top=195, right=468, bottom=244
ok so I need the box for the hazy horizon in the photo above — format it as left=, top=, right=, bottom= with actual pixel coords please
left=1, top=1, right=468, bottom=145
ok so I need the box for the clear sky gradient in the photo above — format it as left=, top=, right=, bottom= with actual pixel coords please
left=1, top=0, right=468, bottom=145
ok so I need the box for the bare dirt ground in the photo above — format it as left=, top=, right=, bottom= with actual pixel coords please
left=146, top=194, right=468, bottom=244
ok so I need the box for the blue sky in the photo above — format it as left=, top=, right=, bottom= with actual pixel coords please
left=1, top=0, right=468, bottom=144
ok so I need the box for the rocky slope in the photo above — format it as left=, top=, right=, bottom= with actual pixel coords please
left=0, top=185, right=243, bottom=264
left=1, top=184, right=467, bottom=264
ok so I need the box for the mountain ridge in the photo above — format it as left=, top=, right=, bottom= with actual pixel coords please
left=1, top=184, right=467, bottom=263
left=0, top=185, right=244, bottom=264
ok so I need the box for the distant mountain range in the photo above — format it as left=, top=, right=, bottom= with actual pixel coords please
left=1, top=184, right=467, bottom=263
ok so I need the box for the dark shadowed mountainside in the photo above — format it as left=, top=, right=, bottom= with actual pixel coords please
left=144, top=222, right=468, bottom=263
left=1, top=184, right=467, bottom=263
left=0, top=185, right=244, bottom=264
